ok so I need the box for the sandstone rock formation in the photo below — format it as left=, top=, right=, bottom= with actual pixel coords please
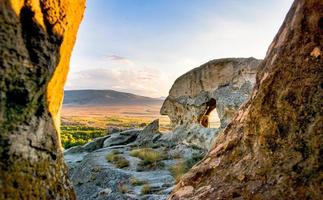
left=169, top=0, right=323, bottom=199
left=161, top=58, right=261, bottom=129
left=160, top=58, right=261, bottom=149
left=0, top=1, right=85, bottom=199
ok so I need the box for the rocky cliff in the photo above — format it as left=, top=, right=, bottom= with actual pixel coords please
left=0, top=0, right=85, bottom=199
left=169, top=0, right=323, bottom=199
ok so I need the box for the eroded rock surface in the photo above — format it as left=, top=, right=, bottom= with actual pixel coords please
left=169, top=0, right=323, bottom=199
left=65, top=120, right=206, bottom=200
left=161, top=57, right=261, bottom=129
left=0, top=1, right=85, bottom=199
left=161, top=58, right=261, bottom=149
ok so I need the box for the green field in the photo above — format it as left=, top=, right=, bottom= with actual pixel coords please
left=60, top=125, right=106, bottom=149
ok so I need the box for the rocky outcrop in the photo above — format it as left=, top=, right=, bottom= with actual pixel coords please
left=169, top=0, right=323, bottom=199
left=160, top=124, right=217, bottom=150
left=65, top=120, right=205, bottom=200
left=0, top=1, right=85, bottom=199
left=103, top=129, right=140, bottom=148
left=160, top=58, right=261, bottom=149
left=135, top=119, right=162, bottom=146
left=161, top=58, right=261, bottom=129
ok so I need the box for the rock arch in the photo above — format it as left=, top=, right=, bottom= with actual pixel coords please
left=199, top=98, right=217, bottom=128
left=160, top=58, right=261, bottom=130
left=160, top=58, right=262, bottom=149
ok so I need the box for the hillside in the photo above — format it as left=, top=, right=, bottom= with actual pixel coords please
left=63, top=90, right=163, bottom=106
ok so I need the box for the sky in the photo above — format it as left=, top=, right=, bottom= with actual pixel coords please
left=66, top=0, right=294, bottom=98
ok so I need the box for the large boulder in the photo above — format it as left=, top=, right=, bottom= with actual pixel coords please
left=169, top=0, right=323, bottom=199
left=0, top=1, right=85, bottom=199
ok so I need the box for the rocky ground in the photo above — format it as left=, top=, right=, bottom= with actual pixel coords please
left=64, top=120, right=206, bottom=200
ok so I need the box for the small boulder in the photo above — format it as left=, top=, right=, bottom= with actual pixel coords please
left=103, top=129, right=140, bottom=148
left=82, top=136, right=110, bottom=152
left=64, top=135, right=110, bottom=154
left=135, top=119, right=161, bottom=146
left=142, top=119, right=159, bottom=134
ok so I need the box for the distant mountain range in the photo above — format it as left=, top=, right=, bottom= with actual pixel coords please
left=63, top=90, right=164, bottom=106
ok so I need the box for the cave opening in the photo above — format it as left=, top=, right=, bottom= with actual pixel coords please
left=200, top=98, right=220, bottom=128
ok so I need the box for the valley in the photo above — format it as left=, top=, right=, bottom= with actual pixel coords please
left=61, top=90, right=171, bottom=149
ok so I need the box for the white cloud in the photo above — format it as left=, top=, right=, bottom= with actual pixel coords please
left=102, top=54, right=134, bottom=66
left=66, top=55, right=171, bottom=98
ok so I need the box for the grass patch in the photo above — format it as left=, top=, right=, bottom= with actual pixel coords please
left=106, top=151, right=129, bottom=168
left=130, top=148, right=165, bottom=163
left=136, top=160, right=165, bottom=171
left=169, top=161, right=187, bottom=182
left=129, top=177, right=148, bottom=186
left=141, top=184, right=152, bottom=195
left=169, top=153, right=205, bottom=182
left=130, top=148, right=166, bottom=170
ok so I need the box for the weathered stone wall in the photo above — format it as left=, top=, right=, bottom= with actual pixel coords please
left=161, top=58, right=261, bottom=129
left=0, top=0, right=85, bottom=199
left=169, top=0, right=322, bottom=199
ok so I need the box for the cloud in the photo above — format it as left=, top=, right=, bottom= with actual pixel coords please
left=102, top=54, right=134, bottom=66
left=104, top=55, right=126, bottom=60
left=65, top=67, right=171, bottom=98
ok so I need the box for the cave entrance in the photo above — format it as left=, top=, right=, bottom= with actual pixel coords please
left=200, top=98, right=220, bottom=128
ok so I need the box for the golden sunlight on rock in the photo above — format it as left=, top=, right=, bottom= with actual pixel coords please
left=0, top=0, right=85, bottom=199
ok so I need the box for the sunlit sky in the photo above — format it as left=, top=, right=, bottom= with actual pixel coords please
left=66, top=0, right=293, bottom=98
